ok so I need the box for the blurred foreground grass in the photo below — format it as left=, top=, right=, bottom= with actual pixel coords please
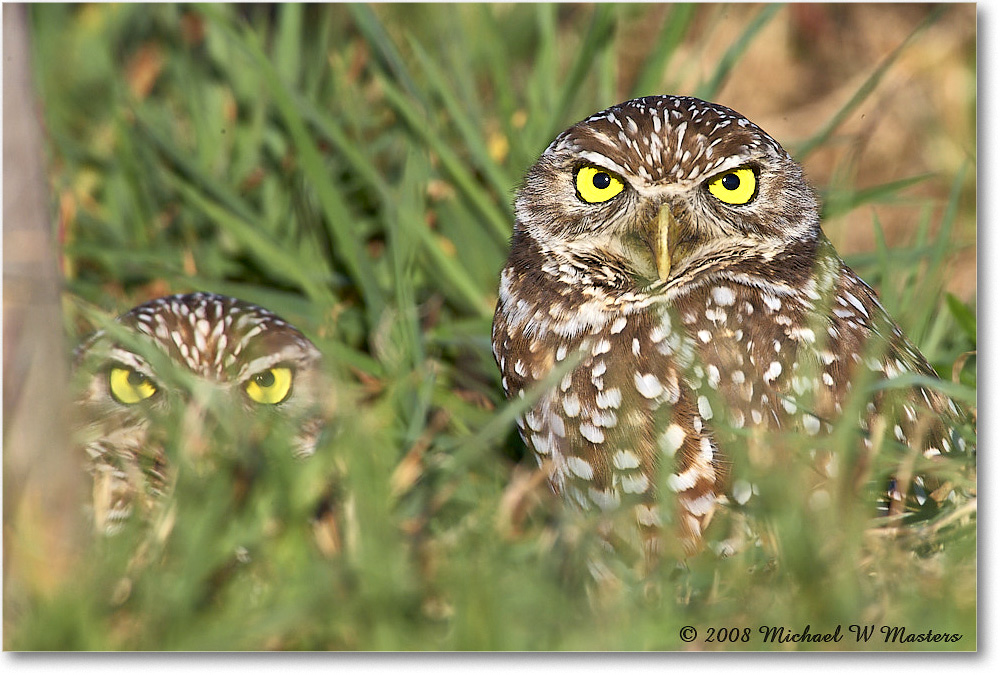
left=5, top=3, right=975, bottom=650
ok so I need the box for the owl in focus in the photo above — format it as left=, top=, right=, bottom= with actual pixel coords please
left=74, top=292, right=329, bottom=535
left=492, top=95, right=974, bottom=559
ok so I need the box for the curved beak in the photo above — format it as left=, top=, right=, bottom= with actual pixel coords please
left=654, top=203, right=676, bottom=282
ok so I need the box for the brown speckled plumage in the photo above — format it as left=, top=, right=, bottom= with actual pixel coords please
left=492, top=96, right=972, bottom=559
left=74, top=293, right=327, bottom=534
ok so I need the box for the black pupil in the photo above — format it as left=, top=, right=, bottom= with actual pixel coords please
left=721, top=173, right=741, bottom=190
left=127, top=370, right=147, bottom=387
left=592, top=172, right=612, bottom=190
left=254, top=370, right=276, bottom=388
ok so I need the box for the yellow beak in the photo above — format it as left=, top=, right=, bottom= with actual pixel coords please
left=655, top=204, right=675, bottom=282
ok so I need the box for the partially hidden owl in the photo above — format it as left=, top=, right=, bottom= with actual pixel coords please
left=73, top=292, right=330, bottom=535
left=492, top=95, right=974, bottom=559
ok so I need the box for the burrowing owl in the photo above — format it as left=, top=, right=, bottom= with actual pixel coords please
left=492, top=95, right=973, bottom=558
left=73, top=292, right=328, bottom=534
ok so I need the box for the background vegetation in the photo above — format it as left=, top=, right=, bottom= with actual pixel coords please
left=5, top=3, right=976, bottom=651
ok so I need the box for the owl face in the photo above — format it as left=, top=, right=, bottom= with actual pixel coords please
left=74, top=293, right=328, bottom=531
left=75, top=292, right=326, bottom=456
left=515, top=96, right=819, bottom=285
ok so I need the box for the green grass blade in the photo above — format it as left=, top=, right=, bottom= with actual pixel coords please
left=168, top=173, right=329, bottom=302
left=377, top=72, right=512, bottom=246
left=347, top=3, right=428, bottom=110
left=131, top=107, right=258, bottom=224
left=945, top=293, right=977, bottom=346
left=293, top=93, right=393, bottom=203
left=695, top=4, right=782, bottom=101
left=793, top=5, right=948, bottom=160
left=630, top=3, right=698, bottom=98
left=203, top=5, right=386, bottom=322
left=821, top=173, right=935, bottom=221
left=273, top=4, right=303, bottom=88
left=406, top=36, right=515, bottom=216
left=544, top=4, right=617, bottom=141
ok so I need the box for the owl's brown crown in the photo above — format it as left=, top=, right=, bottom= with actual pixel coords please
left=549, top=95, right=788, bottom=185
left=119, top=293, right=316, bottom=379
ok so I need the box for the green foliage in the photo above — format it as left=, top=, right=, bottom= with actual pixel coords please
left=11, top=3, right=975, bottom=651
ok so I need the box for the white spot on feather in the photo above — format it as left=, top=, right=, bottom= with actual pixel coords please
left=579, top=422, right=605, bottom=444
left=697, top=396, right=713, bottom=420
left=562, top=393, right=580, bottom=417
left=666, top=468, right=698, bottom=492
left=547, top=412, right=566, bottom=438
left=588, top=488, right=620, bottom=511
left=711, top=286, right=736, bottom=306
left=659, top=424, right=686, bottom=456
left=596, top=387, right=622, bottom=409
left=635, top=504, right=661, bottom=527
left=733, top=480, right=754, bottom=505
left=613, top=450, right=641, bottom=470
left=802, top=413, right=821, bottom=435
left=566, top=456, right=594, bottom=480
left=620, top=473, right=649, bottom=494
left=634, top=372, right=664, bottom=399
left=531, top=433, right=554, bottom=455
left=844, top=292, right=869, bottom=317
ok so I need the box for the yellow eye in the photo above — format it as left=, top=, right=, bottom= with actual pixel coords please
left=109, top=367, right=157, bottom=404
left=575, top=166, right=624, bottom=203
left=244, top=367, right=293, bottom=405
left=707, top=167, right=757, bottom=205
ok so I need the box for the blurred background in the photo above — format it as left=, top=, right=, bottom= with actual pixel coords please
left=3, top=3, right=976, bottom=651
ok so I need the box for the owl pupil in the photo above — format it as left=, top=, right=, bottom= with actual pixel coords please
left=254, top=371, right=276, bottom=388
left=127, top=370, right=146, bottom=387
left=593, top=172, right=612, bottom=190
left=721, top=173, right=740, bottom=190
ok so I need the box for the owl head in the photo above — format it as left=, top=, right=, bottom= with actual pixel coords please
left=514, top=95, right=820, bottom=285
left=73, top=293, right=329, bottom=531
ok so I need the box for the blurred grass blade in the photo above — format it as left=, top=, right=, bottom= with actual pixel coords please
left=793, top=5, right=947, bottom=160
left=378, top=72, right=512, bottom=246
left=925, top=162, right=969, bottom=280
left=407, top=36, right=515, bottom=217
left=695, top=4, right=782, bottom=101
left=204, top=5, right=387, bottom=322
left=475, top=5, right=519, bottom=139
left=945, top=293, right=977, bottom=346
left=544, top=4, right=617, bottom=141
left=630, top=3, right=697, bottom=97
left=273, top=4, right=303, bottom=87
left=348, top=3, right=429, bottom=110
left=524, top=4, right=557, bottom=141
left=294, top=93, right=393, bottom=203
left=868, top=372, right=976, bottom=405
left=868, top=211, right=897, bottom=309
left=132, top=108, right=258, bottom=224
left=821, top=173, right=934, bottom=221
left=169, top=173, right=330, bottom=302
left=448, top=350, right=584, bottom=462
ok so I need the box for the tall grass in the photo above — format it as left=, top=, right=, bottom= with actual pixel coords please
left=7, top=4, right=975, bottom=650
